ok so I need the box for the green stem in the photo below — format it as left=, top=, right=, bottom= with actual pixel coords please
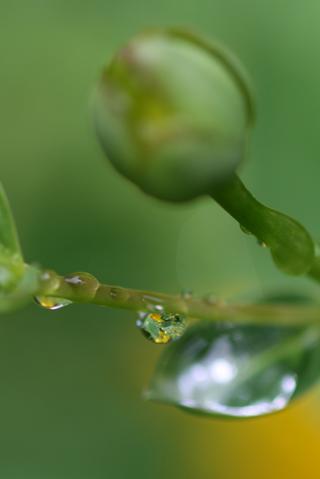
left=212, top=175, right=316, bottom=278
left=36, top=270, right=320, bottom=325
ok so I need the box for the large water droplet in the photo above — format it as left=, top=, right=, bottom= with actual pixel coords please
left=137, top=311, right=187, bottom=345
left=34, top=296, right=72, bottom=311
left=147, top=321, right=320, bottom=418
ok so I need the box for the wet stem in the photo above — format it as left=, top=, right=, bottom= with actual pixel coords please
left=211, top=174, right=317, bottom=277
left=34, top=174, right=320, bottom=327
left=4, top=174, right=320, bottom=325
left=36, top=270, right=320, bottom=326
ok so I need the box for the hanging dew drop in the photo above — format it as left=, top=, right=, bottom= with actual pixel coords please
left=240, top=224, right=268, bottom=248
left=34, top=296, right=72, bottom=311
left=136, top=311, right=187, bottom=344
left=147, top=319, right=320, bottom=418
left=153, top=304, right=165, bottom=313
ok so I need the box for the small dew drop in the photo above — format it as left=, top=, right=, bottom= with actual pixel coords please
left=34, top=296, right=72, bottom=311
left=142, top=295, right=165, bottom=313
left=257, top=239, right=268, bottom=248
left=137, top=310, right=146, bottom=320
left=109, top=288, right=118, bottom=299
left=64, top=275, right=84, bottom=285
left=153, top=304, right=164, bottom=312
left=136, top=311, right=187, bottom=345
left=63, top=272, right=100, bottom=301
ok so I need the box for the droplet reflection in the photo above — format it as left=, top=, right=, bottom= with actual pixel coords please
left=148, top=321, right=320, bottom=418
left=137, top=311, right=187, bottom=344
left=35, top=296, right=72, bottom=311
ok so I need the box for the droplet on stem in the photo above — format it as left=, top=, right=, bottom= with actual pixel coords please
left=34, top=296, right=72, bottom=311
left=63, top=272, right=99, bottom=301
left=147, top=320, right=320, bottom=418
left=137, top=311, right=187, bottom=344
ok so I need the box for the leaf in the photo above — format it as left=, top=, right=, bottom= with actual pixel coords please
left=0, top=182, right=40, bottom=312
left=147, top=318, right=320, bottom=418
left=0, top=182, right=22, bottom=260
left=0, top=182, right=25, bottom=291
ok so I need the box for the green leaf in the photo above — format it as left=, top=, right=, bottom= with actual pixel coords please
left=0, top=182, right=25, bottom=291
left=147, top=318, right=320, bottom=418
left=0, top=182, right=22, bottom=260
left=0, top=182, right=40, bottom=312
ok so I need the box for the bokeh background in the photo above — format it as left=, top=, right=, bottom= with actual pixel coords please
left=1, top=1, right=320, bottom=477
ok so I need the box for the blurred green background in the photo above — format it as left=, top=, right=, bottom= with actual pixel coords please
left=1, top=1, right=320, bottom=477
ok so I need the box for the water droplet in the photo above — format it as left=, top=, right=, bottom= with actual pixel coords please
left=181, top=289, right=193, bottom=300
left=257, top=239, right=268, bottom=248
left=142, top=295, right=165, bottom=312
left=64, top=275, right=83, bottom=285
left=137, top=311, right=187, bottom=344
left=239, top=224, right=252, bottom=235
left=39, top=270, right=61, bottom=295
left=109, top=288, right=118, bottom=299
left=63, top=272, right=99, bottom=301
left=153, top=304, right=164, bottom=312
left=137, top=310, right=146, bottom=320
left=34, top=296, right=72, bottom=311
left=148, top=321, right=320, bottom=418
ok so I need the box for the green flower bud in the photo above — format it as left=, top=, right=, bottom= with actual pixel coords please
left=93, top=28, right=254, bottom=202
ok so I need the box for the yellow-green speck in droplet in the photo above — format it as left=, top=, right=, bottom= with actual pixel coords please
left=34, top=296, right=72, bottom=311
left=136, top=311, right=187, bottom=344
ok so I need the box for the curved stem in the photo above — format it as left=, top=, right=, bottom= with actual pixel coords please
left=211, top=175, right=316, bottom=278
left=35, top=270, right=320, bottom=325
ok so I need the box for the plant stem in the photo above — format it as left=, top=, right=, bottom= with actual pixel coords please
left=211, top=174, right=316, bottom=277
left=36, top=270, right=320, bottom=325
